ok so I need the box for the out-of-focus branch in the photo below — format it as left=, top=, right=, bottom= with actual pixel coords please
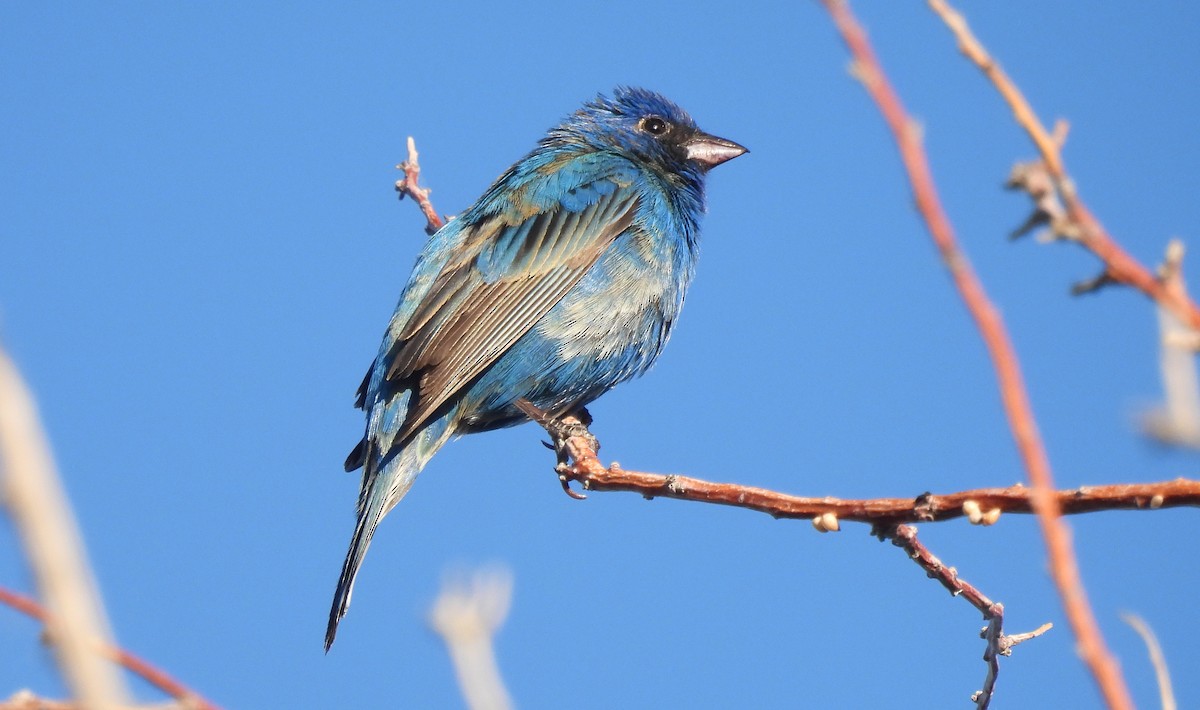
left=395, top=137, right=445, bottom=236
left=1142, top=240, right=1200, bottom=447
left=819, top=3, right=1133, bottom=708
left=1120, top=613, right=1176, bottom=710
left=929, top=0, right=1200, bottom=331
left=0, top=690, right=191, bottom=710
left=0, top=587, right=219, bottom=710
left=0, top=347, right=131, bottom=709
left=428, top=569, right=513, bottom=710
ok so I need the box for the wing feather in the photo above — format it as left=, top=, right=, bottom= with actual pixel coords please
left=383, top=183, right=639, bottom=443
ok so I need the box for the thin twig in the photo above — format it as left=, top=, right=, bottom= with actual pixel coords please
left=0, top=347, right=131, bottom=709
left=1120, top=613, right=1176, bottom=710
left=820, top=3, right=1133, bottom=707
left=929, top=0, right=1200, bottom=331
left=886, top=525, right=1051, bottom=709
left=395, top=137, right=445, bottom=236
left=0, top=587, right=220, bottom=710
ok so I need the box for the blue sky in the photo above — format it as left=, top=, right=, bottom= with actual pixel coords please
left=2, top=2, right=1198, bottom=707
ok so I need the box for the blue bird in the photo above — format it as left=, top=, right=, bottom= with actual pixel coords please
left=327, top=87, right=745, bottom=649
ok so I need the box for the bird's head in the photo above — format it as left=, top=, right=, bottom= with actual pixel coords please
left=548, top=87, right=746, bottom=181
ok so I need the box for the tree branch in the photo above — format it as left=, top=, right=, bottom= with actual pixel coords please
left=928, top=0, right=1200, bottom=331
left=0, top=347, right=131, bottom=710
left=0, top=586, right=219, bottom=710
left=540, top=415, right=1200, bottom=525
left=395, top=137, right=445, bottom=236
left=1142, top=240, right=1200, bottom=447
left=820, top=2, right=1133, bottom=707
left=1120, top=613, right=1176, bottom=710
left=530, top=412, right=1094, bottom=708
left=885, top=525, right=1051, bottom=709
left=564, top=465, right=1198, bottom=525
left=428, top=569, right=514, bottom=710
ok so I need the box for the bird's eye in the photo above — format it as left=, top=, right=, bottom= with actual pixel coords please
left=641, top=116, right=669, bottom=136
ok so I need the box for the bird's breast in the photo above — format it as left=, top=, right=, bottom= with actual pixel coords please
left=541, top=221, right=696, bottom=377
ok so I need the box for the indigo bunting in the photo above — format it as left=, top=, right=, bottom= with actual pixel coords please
left=327, top=87, right=744, bottom=649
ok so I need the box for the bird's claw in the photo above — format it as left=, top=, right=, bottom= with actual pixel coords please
left=516, top=399, right=599, bottom=500
left=556, top=463, right=587, bottom=500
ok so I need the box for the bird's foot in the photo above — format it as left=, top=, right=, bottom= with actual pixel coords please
left=515, top=400, right=601, bottom=500
left=546, top=408, right=598, bottom=461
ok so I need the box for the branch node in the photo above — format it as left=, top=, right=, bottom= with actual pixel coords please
left=913, top=492, right=937, bottom=521
left=998, top=622, right=1054, bottom=656
left=1005, top=161, right=1074, bottom=242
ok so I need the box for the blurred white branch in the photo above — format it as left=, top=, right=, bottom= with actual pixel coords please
left=1141, top=240, right=1200, bottom=447
left=428, top=568, right=514, bottom=710
left=0, top=346, right=131, bottom=709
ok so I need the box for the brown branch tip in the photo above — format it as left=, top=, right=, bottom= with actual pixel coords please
left=395, top=136, right=445, bottom=236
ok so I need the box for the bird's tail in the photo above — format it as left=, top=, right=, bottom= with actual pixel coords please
left=325, top=415, right=454, bottom=651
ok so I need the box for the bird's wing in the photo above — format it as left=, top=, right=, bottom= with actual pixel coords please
left=383, top=177, right=640, bottom=443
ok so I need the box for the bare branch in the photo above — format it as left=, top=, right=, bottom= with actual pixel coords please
left=395, top=137, right=445, bottom=235
left=529, top=411, right=1087, bottom=707
left=428, top=569, right=514, bottom=710
left=828, top=2, right=1134, bottom=706
left=0, top=587, right=220, bottom=710
left=1120, top=614, right=1176, bottom=710
left=538, top=420, right=1200, bottom=524
left=0, top=347, right=131, bottom=709
left=929, top=0, right=1200, bottom=332
left=1142, top=240, right=1200, bottom=447
left=886, top=525, right=1052, bottom=709
left=1, top=690, right=194, bottom=710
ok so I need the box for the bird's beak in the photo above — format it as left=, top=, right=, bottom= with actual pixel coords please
left=684, top=132, right=748, bottom=169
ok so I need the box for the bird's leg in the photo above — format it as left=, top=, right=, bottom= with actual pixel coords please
left=514, top=399, right=600, bottom=500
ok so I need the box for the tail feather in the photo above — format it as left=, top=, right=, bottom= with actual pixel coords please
left=325, top=416, right=454, bottom=651
left=325, top=502, right=378, bottom=651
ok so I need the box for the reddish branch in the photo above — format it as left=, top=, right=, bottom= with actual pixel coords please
left=557, top=461, right=1200, bottom=525
left=395, top=137, right=445, bottom=236
left=929, top=0, right=1200, bottom=330
left=538, top=414, right=1091, bottom=709
left=820, top=2, right=1135, bottom=708
left=0, top=586, right=220, bottom=710
left=540, top=413, right=1200, bottom=522
left=887, top=525, right=1051, bottom=709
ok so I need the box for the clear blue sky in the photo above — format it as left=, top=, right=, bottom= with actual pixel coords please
left=3, top=2, right=1198, bottom=707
